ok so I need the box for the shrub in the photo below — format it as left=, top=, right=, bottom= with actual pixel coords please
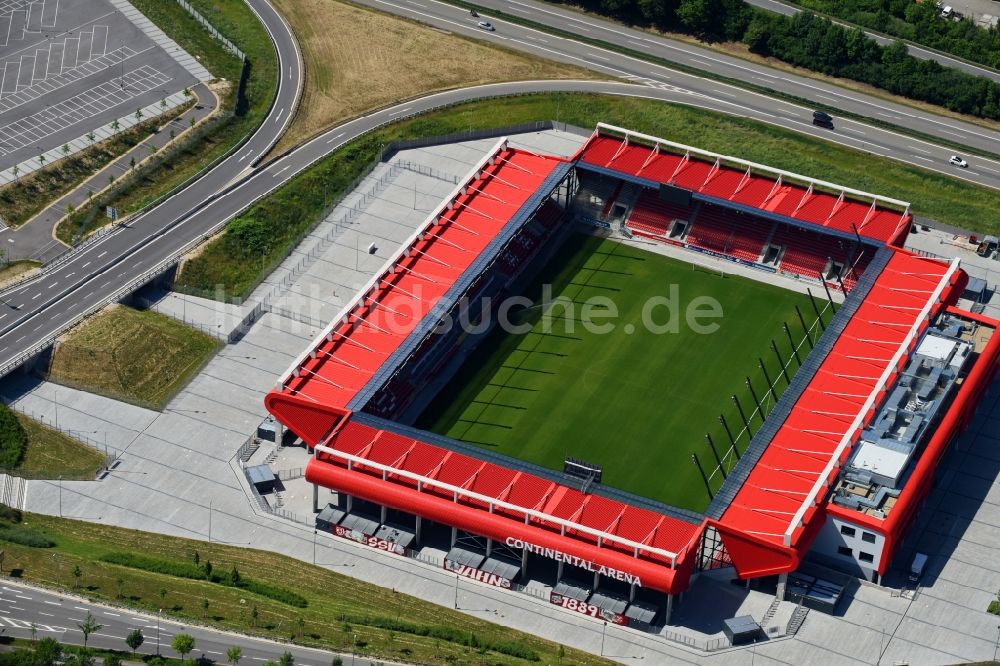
left=988, top=599, right=1000, bottom=615
left=101, top=553, right=205, bottom=579
left=0, top=405, right=27, bottom=469
left=0, top=525, right=55, bottom=548
left=0, top=503, right=23, bottom=524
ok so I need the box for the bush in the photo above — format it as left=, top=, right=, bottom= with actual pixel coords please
left=0, top=405, right=27, bottom=469
left=101, top=552, right=205, bottom=579
left=101, top=552, right=307, bottom=607
left=0, top=525, right=55, bottom=548
left=0, top=503, right=23, bottom=524
left=988, top=599, right=1000, bottom=615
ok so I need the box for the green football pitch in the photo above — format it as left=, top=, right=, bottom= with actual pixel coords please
left=416, top=233, right=817, bottom=512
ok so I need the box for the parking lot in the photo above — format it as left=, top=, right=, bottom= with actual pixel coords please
left=0, top=0, right=204, bottom=172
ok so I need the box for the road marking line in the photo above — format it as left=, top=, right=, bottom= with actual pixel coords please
left=273, top=165, right=290, bottom=177
left=274, top=107, right=284, bottom=123
left=15, top=595, right=30, bottom=600
left=43, top=601, right=60, bottom=606
left=103, top=611, right=120, bottom=617
left=388, top=106, right=412, bottom=117
left=31, top=294, right=40, bottom=300
left=0, top=609, right=8, bottom=614
left=907, top=145, right=932, bottom=155
left=97, top=251, right=107, bottom=258
left=47, top=282, right=57, bottom=288
left=10, top=606, right=23, bottom=611
left=325, top=132, right=344, bottom=144
left=74, top=606, right=88, bottom=611
left=39, top=612, right=54, bottom=617
left=82, top=262, right=90, bottom=268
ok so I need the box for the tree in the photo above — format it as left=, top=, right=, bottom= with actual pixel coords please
left=34, top=638, right=62, bottom=666
left=87, top=131, right=96, bottom=146
left=78, top=612, right=103, bottom=651
left=30, top=621, right=37, bottom=642
left=110, top=119, right=120, bottom=133
left=115, top=576, right=125, bottom=599
left=10, top=164, right=19, bottom=181
left=108, top=173, right=115, bottom=187
left=171, top=633, right=195, bottom=663
left=126, top=628, right=144, bottom=657
left=129, top=156, right=136, bottom=171
left=203, top=560, right=213, bottom=579
left=201, top=598, right=209, bottom=619
left=250, top=606, right=258, bottom=628
left=72, top=564, right=82, bottom=589
left=66, top=202, right=74, bottom=216
left=160, top=98, right=167, bottom=111
left=189, top=116, right=196, bottom=130
left=183, top=87, right=192, bottom=98
left=331, top=659, right=342, bottom=666
left=226, top=646, right=242, bottom=666
left=148, top=143, right=157, bottom=156
left=296, top=617, right=305, bottom=640
left=61, top=144, right=70, bottom=158
left=103, top=655, right=122, bottom=666
left=38, top=153, right=46, bottom=168
left=192, top=551, right=200, bottom=565
left=558, top=644, right=565, bottom=663
left=279, top=652, right=293, bottom=666
left=158, top=587, right=168, bottom=608
left=134, top=108, right=144, bottom=122
left=230, top=566, right=240, bottom=585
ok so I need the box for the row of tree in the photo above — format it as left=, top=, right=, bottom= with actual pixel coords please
left=551, top=0, right=1000, bottom=120
left=788, top=0, right=1000, bottom=70
left=9, top=613, right=346, bottom=666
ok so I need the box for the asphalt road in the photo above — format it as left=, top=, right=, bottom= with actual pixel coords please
left=744, top=0, right=1000, bottom=84
left=383, top=0, right=1000, bottom=158
left=0, top=581, right=382, bottom=666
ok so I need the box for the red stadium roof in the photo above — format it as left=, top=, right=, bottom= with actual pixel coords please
left=306, top=419, right=704, bottom=594
left=576, top=124, right=911, bottom=246
left=266, top=140, right=565, bottom=443
left=711, top=251, right=964, bottom=576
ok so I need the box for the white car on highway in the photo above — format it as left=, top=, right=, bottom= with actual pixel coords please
left=949, top=155, right=968, bottom=168
left=478, top=20, right=495, bottom=31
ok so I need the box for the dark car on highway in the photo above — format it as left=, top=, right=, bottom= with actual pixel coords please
left=812, top=110, right=834, bottom=129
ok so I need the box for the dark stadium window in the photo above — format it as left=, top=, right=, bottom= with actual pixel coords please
left=837, top=546, right=852, bottom=557
left=840, top=525, right=856, bottom=538
left=859, top=552, right=874, bottom=563
left=862, top=532, right=877, bottom=544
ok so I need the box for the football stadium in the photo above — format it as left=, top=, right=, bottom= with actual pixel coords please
left=264, top=123, right=1000, bottom=630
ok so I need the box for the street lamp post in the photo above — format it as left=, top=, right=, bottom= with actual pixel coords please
left=453, top=574, right=459, bottom=609
left=58, top=476, right=62, bottom=517
left=156, top=609, right=161, bottom=655
left=208, top=500, right=213, bottom=542
left=52, top=553, right=60, bottom=588
left=600, top=621, right=607, bottom=656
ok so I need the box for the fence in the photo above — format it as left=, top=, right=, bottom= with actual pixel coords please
left=276, top=467, right=304, bottom=481
left=6, top=403, right=122, bottom=471
left=175, top=0, right=246, bottom=60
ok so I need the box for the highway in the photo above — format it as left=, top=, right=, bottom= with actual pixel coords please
left=1, top=0, right=1000, bottom=385
left=0, top=581, right=381, bottom=665
left=744, top=0, right=1000, bottom=84
left=376, top=0, right=1000, bottom=157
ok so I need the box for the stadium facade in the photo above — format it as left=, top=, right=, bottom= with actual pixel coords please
left=264, top=124, right=1000, bottom=628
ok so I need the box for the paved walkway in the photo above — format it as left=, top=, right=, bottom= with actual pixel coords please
left=0, top=82, right=217, bottom=264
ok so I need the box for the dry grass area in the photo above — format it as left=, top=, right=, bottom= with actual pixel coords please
left=48, top=305, right=220, bottom=409
left=270, top=0, right=599, bottom=152
left=0, top=261, right=40, bottom=289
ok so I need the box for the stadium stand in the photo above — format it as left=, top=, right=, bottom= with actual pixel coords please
left=625, top=189, right=696, bottom=237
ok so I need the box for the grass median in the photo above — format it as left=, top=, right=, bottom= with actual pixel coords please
left=15, top=414, right=108, bottom=480
left=47, top=305, right=221, bottom=410
left=0, top=513, right=610, bottom=665
left=59, top=0, right=277, bottom=243
left=176, top=93, right=1000, bottom=299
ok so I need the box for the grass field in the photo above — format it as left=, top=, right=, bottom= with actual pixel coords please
left=418, top=233, right=814, bottom=512
left=269, top=0, right=597, bottom=153
left=0, top=513, right=610, bottom=666
left=48, top=306, right=220, bottom=410
left=15, top=414, right=106, bottom=480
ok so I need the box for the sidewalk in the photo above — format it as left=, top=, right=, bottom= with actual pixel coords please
left=1, top=82, right=218, bottom=264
